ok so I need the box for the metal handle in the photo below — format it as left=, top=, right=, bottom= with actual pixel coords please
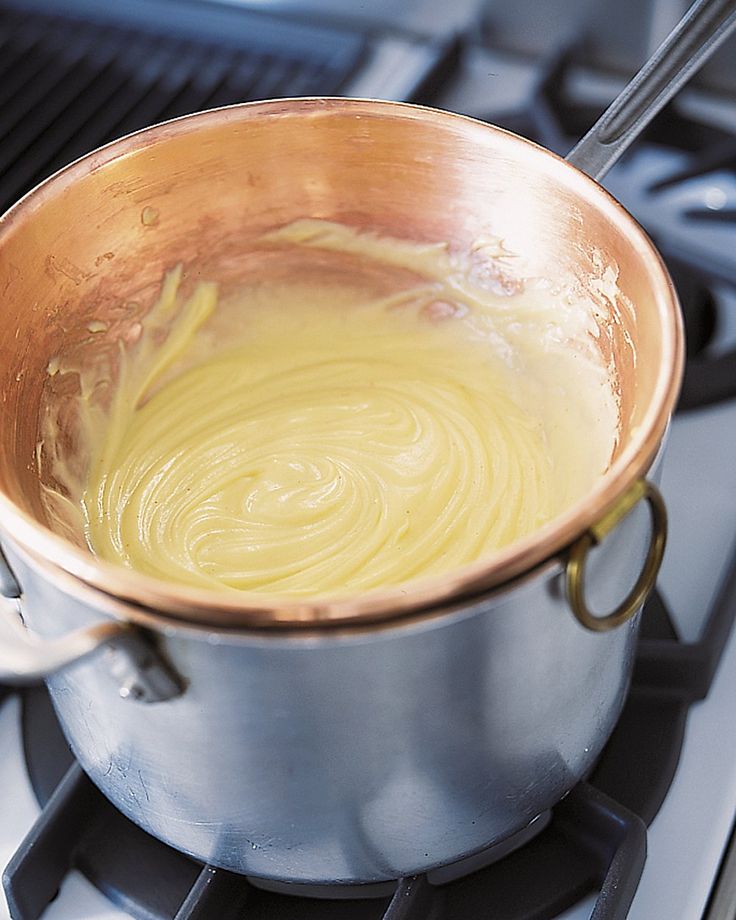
left=566, top=480, right=667, bottom=632
left=0, top=597, right=184, bottom=701
left=0, top=547, right=183, bottom=702
left=566, top=0, right=736, bottom=181
left=0, top=596, right=128, bottom=683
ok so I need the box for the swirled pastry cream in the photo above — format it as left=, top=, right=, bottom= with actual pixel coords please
left=43, top=220, right=618, bottom=597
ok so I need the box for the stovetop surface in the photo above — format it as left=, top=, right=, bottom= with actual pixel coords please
left=2, top=1, right=736, bottom=918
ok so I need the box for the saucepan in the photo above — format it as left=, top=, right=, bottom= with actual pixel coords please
left=0, top=0, right=730, bottom=886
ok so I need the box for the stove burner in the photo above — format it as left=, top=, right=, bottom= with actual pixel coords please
left=664, top=257, right=718, bottom=358
left=488, top=45, right=736, bottom=412
left=3, top=698, right=645, bottom=920
left=4, top=548, right=736, bottom=920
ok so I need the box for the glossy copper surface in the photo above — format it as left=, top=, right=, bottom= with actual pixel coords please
left=0, top=99, right=684, bottom=629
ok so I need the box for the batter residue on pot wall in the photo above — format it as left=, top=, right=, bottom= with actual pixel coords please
left=40, top=220, right=618, bottom=597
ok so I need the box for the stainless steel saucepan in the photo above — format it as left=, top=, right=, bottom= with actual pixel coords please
left=0, top=0, right=731, bottom=885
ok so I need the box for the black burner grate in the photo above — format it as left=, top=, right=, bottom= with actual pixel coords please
left=3, top=727, right=645, bottom=920
left=4, top=542, right=736, bottom=920
left=0, top=0, right=367, bottom=215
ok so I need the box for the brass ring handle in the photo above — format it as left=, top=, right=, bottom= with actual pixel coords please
left=566, top=480, right=667, bottom=632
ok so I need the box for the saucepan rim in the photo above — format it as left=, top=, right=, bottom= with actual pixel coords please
left=0, top=97, right=684, bottom=631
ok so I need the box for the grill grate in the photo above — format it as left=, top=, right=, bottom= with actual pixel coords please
left=0, top=1, right=366, bottom=213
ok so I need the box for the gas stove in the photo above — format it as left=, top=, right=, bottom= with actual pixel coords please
left=1, top=1, right=736, bottom=918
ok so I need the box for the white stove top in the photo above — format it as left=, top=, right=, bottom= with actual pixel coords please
left=1, top=399, right=736, bottom=920
left=2, top=9, right=736, bottom=915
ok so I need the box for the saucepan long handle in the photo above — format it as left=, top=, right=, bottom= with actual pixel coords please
left=566, top=0, right=736, bottom=181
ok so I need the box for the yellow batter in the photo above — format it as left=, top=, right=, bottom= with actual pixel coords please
left=44, top=220, right=618, bottom=597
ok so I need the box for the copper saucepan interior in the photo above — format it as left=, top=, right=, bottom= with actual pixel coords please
left=0, top=98, right=684, bottom=628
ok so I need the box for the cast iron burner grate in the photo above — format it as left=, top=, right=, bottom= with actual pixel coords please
left=485, top=43, right=736, bottom=413
left=0, top=0, right=364, bottom=216
left=3, top=542, right=736, bottom=920
left=0, top=0, right=455, bottom=217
